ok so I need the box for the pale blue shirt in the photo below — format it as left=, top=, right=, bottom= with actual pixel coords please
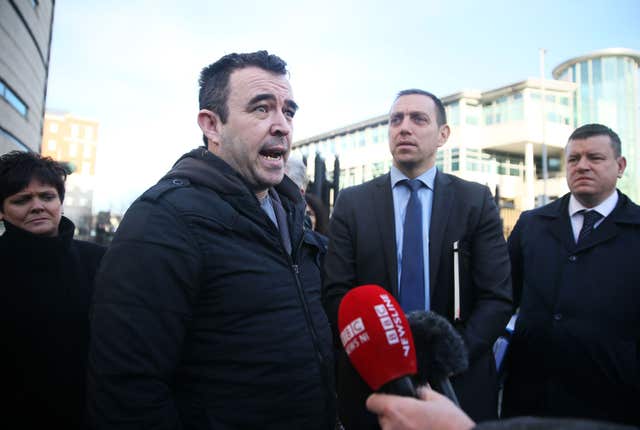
left=390, top=165, right=436, bottom=310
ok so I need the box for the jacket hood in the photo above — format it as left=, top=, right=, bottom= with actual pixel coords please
left=162, top=147, right=304, bottom=206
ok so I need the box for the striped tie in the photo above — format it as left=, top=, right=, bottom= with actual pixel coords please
left=578, top=210, right=603, bottom=244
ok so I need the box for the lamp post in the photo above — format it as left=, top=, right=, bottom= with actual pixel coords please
left=540, top=48, right=549, bottom=206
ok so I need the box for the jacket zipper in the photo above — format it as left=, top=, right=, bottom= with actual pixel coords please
left=290, top=241, right=325, bottom=367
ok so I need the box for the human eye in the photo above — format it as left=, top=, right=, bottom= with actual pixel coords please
left=284, top=108, right=296, bottom=119
left=9, top=196, right=30, bottom=205
left=390, top=114, right=402, bottom=125
left=412, top=113, right=428, bottom=124
left=41, top=192, right=57, bottom=201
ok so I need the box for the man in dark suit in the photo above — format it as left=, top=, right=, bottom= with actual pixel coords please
left=323, top=89, right=513, bottom=428
left=502, top=123, right=640, bottom=426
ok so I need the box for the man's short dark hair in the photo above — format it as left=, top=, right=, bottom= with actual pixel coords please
left=0, top=151, right=67, bottom=210
left=395, top=89, right=447, bottom=127
left=198, top=50, right=288, bottom=145
left=568, top=123, right=622, bottom=157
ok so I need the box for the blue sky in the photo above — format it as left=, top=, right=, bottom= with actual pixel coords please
left=45, top=0, right=640, bottom=212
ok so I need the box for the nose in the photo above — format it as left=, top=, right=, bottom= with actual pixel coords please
left=31, top=198, right=45, bottom=212
left=575, top=156, right=590, bottom=171
left=270, top=110, right=292, bottom=137
left=398, top=116, right=412, bottom=135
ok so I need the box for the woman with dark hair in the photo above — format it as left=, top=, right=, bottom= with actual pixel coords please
left=0, top=151, right=105, bottom=429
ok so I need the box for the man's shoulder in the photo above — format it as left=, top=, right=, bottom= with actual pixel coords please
left=617, top=191, right=640, bottom=221
left=141, top=177, right=195, bottom=202
left=517, top=194, right=569, bottom=227
left=343, top=174, right=388, bottom=195
left=438, top=172, right=488, bottom=194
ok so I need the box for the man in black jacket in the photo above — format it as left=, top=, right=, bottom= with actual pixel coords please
left=88, top=51, right=335, bottom=429
left=502, top=124, right=640, bottom=426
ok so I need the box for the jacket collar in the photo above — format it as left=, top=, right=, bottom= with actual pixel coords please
left=1, top=216, right=75, bottom=254
left=536, top=191, right=640, bottom=252
left=163, top=147, right=306, bottom=248
left=428, top=170, right=453, bottom=292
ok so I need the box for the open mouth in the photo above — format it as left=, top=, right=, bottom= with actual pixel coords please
left=259, top=148, right=285, bottom=160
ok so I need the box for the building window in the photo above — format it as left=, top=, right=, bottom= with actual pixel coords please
left=69, top=143, right=78, bottom=157
left=49, top=122, right=59, bottom=132
left=447, top=102, right=460, bottom=126
left=358, top=131, right=366, bottom=147
left=71, top=124, right=79, bottom=138
left=85, top=126, right=94, bottom=139
left=82, top=162, right=92, bottom=174
left=372, top=162, right=385, bottom=178
left=0, top=127, right=29, bottom=151
left=0, top=79, right=28, bottom=117
left=48, top=140, right=57, bottom=150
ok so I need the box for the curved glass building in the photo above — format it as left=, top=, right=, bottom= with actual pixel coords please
left=0, top=0, right=55, bottom=154
left=553, top=48, right=640, bottom=202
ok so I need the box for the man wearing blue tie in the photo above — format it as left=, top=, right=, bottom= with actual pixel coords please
left=502, top=124, right=640, bottom=426
left=323, top=89, right=513, bottom=429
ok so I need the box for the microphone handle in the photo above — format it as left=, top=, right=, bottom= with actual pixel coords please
left=379, top=376, right=418, bottom=398
left=433, top=377, right=460, bottom=407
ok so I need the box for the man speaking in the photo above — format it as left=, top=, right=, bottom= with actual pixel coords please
left=88, top=51, right=335, bottom=429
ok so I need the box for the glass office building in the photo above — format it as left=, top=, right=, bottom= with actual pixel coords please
left=294, top=47, right=640, bottom=228
left=553, top=48, right=640, bottom=202
left=0, top=1, right=55, bottom=154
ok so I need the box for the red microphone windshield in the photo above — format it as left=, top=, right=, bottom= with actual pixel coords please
left=338, top=284, right=417, bottom=391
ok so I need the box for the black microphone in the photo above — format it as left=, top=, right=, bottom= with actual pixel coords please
left=406, top=310, right=469, bottom=406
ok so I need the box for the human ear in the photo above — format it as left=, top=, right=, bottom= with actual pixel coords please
left=197, top=109, right=222, bottom=152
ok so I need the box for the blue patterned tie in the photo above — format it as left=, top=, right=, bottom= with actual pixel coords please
left=578, top=210, right=603, bottom=244
left=399, top=179, right=425, bottom=312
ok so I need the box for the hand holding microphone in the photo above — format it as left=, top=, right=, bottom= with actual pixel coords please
left=366, top=388, right=475, bottom=430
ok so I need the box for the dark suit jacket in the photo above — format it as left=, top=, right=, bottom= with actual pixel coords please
left=323, top=171, right=513, bottom=428
left=502, top=191, right=640, bottom=426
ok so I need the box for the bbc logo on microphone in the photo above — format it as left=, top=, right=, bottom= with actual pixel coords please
left=340, top=317, right=365, bottom=346
left=374, top=302, right=400, bottom=345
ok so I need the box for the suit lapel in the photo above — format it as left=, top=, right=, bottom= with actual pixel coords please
left=574, top=192, right=636, bottom=252
left=373, top=174, right=398, bottom=296
left=428, top=171, right=454, bottom=297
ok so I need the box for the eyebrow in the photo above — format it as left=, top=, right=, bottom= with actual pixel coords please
left=390, top=110, right=429, bottom=119
left=247, top=94, right=299, bottom=112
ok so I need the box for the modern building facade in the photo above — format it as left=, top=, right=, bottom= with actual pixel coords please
left=293, top=48, right=640, bottom=234
left=553, top=48, right=640, bottom=202
left=41, top=111, right=99, bottom=237
left=0, top=0, right=55, bottom=154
